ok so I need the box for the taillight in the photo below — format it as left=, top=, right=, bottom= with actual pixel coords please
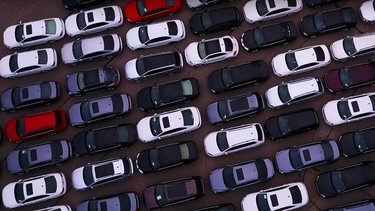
left=113, top=81, right=119, bottom=86
left=118, top=16, right=122, bottom=23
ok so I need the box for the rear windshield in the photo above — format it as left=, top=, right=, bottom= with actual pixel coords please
left=104, top=7, right=115, bottom=21
left=45, top=19, right=57, bottom=34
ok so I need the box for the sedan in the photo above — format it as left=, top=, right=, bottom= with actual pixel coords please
left=360, top=0, right=375, bottom=23
left=326, top=199, right=375, bottom=211
left=76, top=192, right=139, bottom=211
left=63, top=0, right=113, bottom=11
left=338, top=127, right=375, bottom=157
left=209, top=158, right=274, bottom=193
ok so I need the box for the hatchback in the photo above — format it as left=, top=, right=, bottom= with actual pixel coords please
left=338, top=127, right=375, bottom=157
left=186, top=0, right=234, bottom=10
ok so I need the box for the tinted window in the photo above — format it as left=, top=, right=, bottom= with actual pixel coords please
left=285, top=53, right=298, bottom=70
left=37, top=50, right=48, bottom=64
left=289, top=148, right=303, bottom=169
left=136, top=0, right=147, bottom=16
left=314, top=46, right=325, bottom=61
left=337, top=101, right=351, bottom=120
left=218, top=100, right=229, bottom=120
left=256, top=194, right=270, bottom=210
left=139, top=26, right=149, bottom=44
left=15, top=25, right=24, bottom=42
left=217, top=132, right=229, bottom=151
left=77, top=13, right=87, bottom=30
left=15, top=183, right=25, bottom=203
left=222, top=166, right=236, bottom=189
left=45, top=19, right=57, bottom=34
left=73, top=41, right=84, bottom=59
left=9, top=54, right=19, bottom=72
left=40, top=82, right=52, bottom=99
left=44, top=176, right=57, bottom=193
left=104, top=7, right=115, bottom=21
left=343, top=37, right=356, bottom=56
left=167, top=21, right=178, bottom=35
left=150, top=116, right=162, bottom=136
left=313, top=13, right=326, bottom=31
left=223, top=38, right=233, bottom=51
left=83, top=166, right=95, bottom=186
left=338, top=68, right=352, bottom=87
left=182, top=109, right=194, bottom=126
left=16, top=118, right=26, bottom=137
left=278, top=84, right=291, bottom=103
left=103, top=35, right=114, bottom=50
left=289, top=185, right=302, bottom=204
left=256, top=0, right=268, bottom=16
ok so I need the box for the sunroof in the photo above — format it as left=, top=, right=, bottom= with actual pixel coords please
left=92, top=102, right=99, bottom=114
left=270, top=194, right=279, bottom=207
left=351, top=101, right=359, bottom=112
left=26, top=183, right=33, bottom=195
left=236, top=168, right=244, bottom=180
left=162, top=117, right=170, bottom=128
left=230, top=97, right=249, bottom=112
left=22, top=88, right=29, bottom=99
left=303, top=149, right=311, bottom=161
left=30, top=149, right=37, bottom=161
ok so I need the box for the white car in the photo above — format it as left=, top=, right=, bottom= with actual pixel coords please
left=184, top=35, right=239, bottom=66
left=241, top=182, right=309, bottom=211
left=35, top=205, right=72, bottom=211
left=243, top=0, right=303, bottom=23
left=61, top=33, right=123, bottom=66
left=2, top=173, right=67, bottom=209
left=265, top=77, right=324, bottom=108
left=360, top=0, right=375, bottom=23
left=136, top=106, right=202, bottom=143
left=65, top=5, right=123, bottom=37
left=0, top=48, right=57, bottom=78
left=272, top=44, right=330, bottom=77
left=126, top=19, right=185, bottom=50
left=322, top=92, right=375, bottom=126
left=204, top=123, right=265, bottom=157
left=330, top=32, right=375, bottom=61
left=3, top=18, right=65, bottom=49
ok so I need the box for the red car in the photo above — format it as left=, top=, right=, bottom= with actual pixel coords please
left=124, top=0, right=182, bottom=23
left=6, top=110, right=67, bottom=143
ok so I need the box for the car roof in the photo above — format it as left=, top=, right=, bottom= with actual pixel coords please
left=227, top=94, right=258, bottom=115
left=231, top=161, right=260, bottom=185
left=337, top=162, right=375, bottom=189
left=17, top=49, right=46, bottom=69
left=21, top=175, right=56, bottom=200
left=353, top=33, right=375, bottom=51
left=345, top=94, right=375, bottom=117
left=294, top=46, right=325, bottom=66
left=93, top=159, right=124, bottom=179
left=88, top=95, right=124, bottom=118
left=22, top=19, right=50, bottom=38
left=24, top=111, right=56, bottom=135
left=226, top=124, right=259, bottom=147
left=19, top=83, right=44, bottom=102
left=260, top=22, right=291, bottom=43
left=81, top=35, right=113, bottom=54
left=284, top=109, right=318, bottom=129
left=142, top=52, right=179, bottom=72
left=208, top=7, right=238, bottom=24
left=287, top=77, right=320, bottom=99
left=84, top=6, right=116, bottom=24
left=26, top=143, right=54, bottom=166
left=146, top=21, right=176, bottom=39
left=296, top=143, right=326, bottom=167
left=159, top=109, right=186, bottom=132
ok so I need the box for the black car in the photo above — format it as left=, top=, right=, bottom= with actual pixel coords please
left=63, top=0, right=113, bottom=10
left=300, top=7, right=357, bottom=37
left=72, top=124, right=137, bottom=156
left=325, top=199, right=375, bottom=211
left=136, top=141, right=198, bottom=174
left=316, top=161, right=375, bottom=198
left=264, top=108, right=319, bottom=140
left=186, top=0, right=235, bottom=10
left=137, top=78, right=200, bottom=112
left=191, top=203, right=235, bottom=211
left=305, top=0, right=343, bottom=7
left=189, top=7, right=243, bottom=36
left=76, top=192, right=139, bottom=211
left=338, top=127, right=375, bottom=157
left=241, top=21, right=297, bottom=52
left=208, top=60, right=269, bottom=93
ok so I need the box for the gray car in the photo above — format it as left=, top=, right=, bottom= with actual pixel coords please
left=68, top=93, right=132, bottom=127
left=76, top=192, right=139, bottom=211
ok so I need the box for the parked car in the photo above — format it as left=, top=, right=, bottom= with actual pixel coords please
left=322, top=92, right=375, bottom=126
left=325, top=199, right=375, bottom=211
left=206, top=92, right=264, bottom=124
left=5, top=109, right=67, bottom=143
left=2, top=173, right=67, bottom=209
left=124, top=51, right=183, bottom=82
left=300, top=7, right=357, bottom=37
left=136, top=106, right=201, bottom=143
left=66, top=66, right=120, bottom=96
left=265, top=77, right=324, bottom=109
left=71, top=157, right=133, bottom=191
left=126, top=20, right=185, bottom=50
left=0, top=48, right=57, bottom=78
left=65, top=5, right=123, bottom=37
left=186, top=0, right=234, bottom=10
left=305, top=0, right=343, bottom=7
left=191, top=204, right=235, bottom=211
left=360, top=0, right=375, bottom=23
left=137, top=77, right=200, bottom=111
left=143, top=176, right=205, bottom=209
left=6, top=139, right=71, bottom=174
left=316, top=161, right=375, bottom=198
left=208, top=60, right=269, bottom=93
left=204, top=123, right=265, bottom=157
left=243, top=0, right=303, bottom=23
left=338, top=127, right=375, bottom=157
left=3, top=18, right=65, bottom=49
left=75, top=192, right=139, bottom=211
left=124, top=0, right=183, bottom=23
left=61, top=33, right=123, bottom=66
left=1, top=81, right=60, bottom=112
left=63, top=0, right=113, bottom=11
left=272, top=44, right=331, bottom=77
left=184, top=35, right=239, bottom=66
left=136, top=141, right=198, bottom=174
left=241, top=182, right=309, bottom=211
left=264, top=108, right=319, bottom=140
left=68, top=93, right=131, bottom=127
left=275, top=139, right=340, bottom=174
left=35, top=205, right=72, bottom=211
left=72, top=123, right=137, bottom=157
left=241, top=21, right=298, bottom=52
left=209, top=158, right=274, bottom=193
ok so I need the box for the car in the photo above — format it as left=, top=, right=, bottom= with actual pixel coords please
left=6, top=139, right=71, bottom=175
left=264, top=108, right=319, bottom=140
left=71, top=157, right=133, bottom=191
left=241, top=21, right=298, bottom=52
left=322, top=92, right=375, bottom=126
left=2, top=173, right=67, bottom=209
left=243, top=0, right=303, bottom=24
left=124, top=0, right=183, bottom=24
left=241, top=182, right=309, bottom=211
left=75, top=192, right=139, bottom=211
left=300, top=7, right=357, bottom=37
left=63, top=0, right=113, bottom=11
left=65, top=5, right=123, bottom=37
left=189, top=7, right=242, bottom=36
left=35, top=205, right=72, bottom=211
left=305, top=0, right=343, bottom=7
left=0, top=48, right=57, bottom=78
left=124, top=51, right=183, bottom=82
left=3, top=18, right=65, bottom=49
left=136, top=141, right=198, bottom=174
left=72, top=123, right=137, bottom=157
left=209, top=158, right=274, bottom=193
left=324, top=62, right=375, bottom=93
left=316, top=161, right=375, bottom=198
left=274, top=139, right=340, bottom=174
left=184, top=35, right=239, bottom=66
left=137, top=77, right=200, bottom=111
left=204, top=123, right=265, bottom=157
left=0, top=81, right=60, bottom=112
left=206, top=92, right=264, bottom=124
left=325, top=199, right=375, bottom=211
left=126, top=19, right=185, bottom=50
left=61, top=33, right=123, bottom=66
left=208, top=60, right=269, bottom=93
left=5, top=109, right=67, bottom=143
left=68, top=93, right=132, bottom=127
left=143, top=176, right=205, bottom=209
left=136, top=106, right=201, bottom=143
left=271, top=44, right=331, bottom=77
left=186, top=0, right=235, bottom=9
left=265, top=76, right=324, bottom=109
left=191, top=204, right=235, bottom=211
left=338, top=127, right=375, bottom=157
left=66, top=66, right=120, bottom=96
left=360, top=0, right=375, bottom=23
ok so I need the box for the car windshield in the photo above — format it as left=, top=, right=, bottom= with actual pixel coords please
left=338, top=67, right=353, bottom=87
left=150, top=86, right=162, bottom=106
left=19, top=148, right=30, bottom=169
left=139, top=26, right=149, bottom=44
left=223, top=166, right=236, bottom=189
left=217, top=132, right=229, bottom=152
left=201, top=12, right=212, bottom=29
left=73, top=41, right=84, bottom=59
left=80, top=101, right=92, bottom=121
left=149, top=149, right=160, bottom=168
left=313, top=13, right=326, bottom=31
left=278, top=84, right=292, bottom=103
left=11, top=88, right=21, bottom=106
left=85, top=132, right=96, bottom=152
left=45, top=19, right=57, bottom=34
left=83, top=166, right=95, bottom=186
left=253, top=28, right=265, bottom=45
left=9, top=54, right=19, bottom=73
left=155, top=185, right=167, bottom=206
left=76, top=13, right=87, bottom=30
left=16, top=118, right=26, bottom=137
left=136, top=58, right=146, bottom=75
left=354, top=132, right=369, bottom=152
left=331, top=171, right=345, bottom=192
left=256, top=0, right=269, bottom=16
left=222, top=68, right=234, bottom=87
left=150, top=116, right=162, bottom=136
left=218, top=100, right=229, bottom=120
left=15, top=24, right=24, bottom=42
left=77, top=72, right=86, bottom=90
left=136, top=0, right=147, bottom=16
left=256, top=193, right=271, bottom=210
left=285, top=52, right=298, bottom=70
left=337, top=101, right=352, bottom=120
left=343, top=37, right=357, bottom=56
left=277, top=116, right=291, bottom=135
left=198, top=42, right=207, bottom=59
left=289, top=148, right=303, bottom=169
left=15, top=183, right=25, bottom=203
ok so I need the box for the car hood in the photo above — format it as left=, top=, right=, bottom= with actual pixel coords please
left=208, top=70, right=226, bottom=93
left=330, top=39, right=347, bottom=61
left=3, top=25, right=18, bottom=49
left=136, top=151, right=153, bottom=174
left=324, top=69, right=343, bottom=92
left=204, top=132, right=222, bottom=157
left=272, top=53, right=290, bottom=77
left=0, top=88, right=15, bottom=111
left=137, top=87, right=154, bottom=111
left=275, top=149, right=295, bottom=173
left=71, top=167, right=87, bottom=190
left=61, top=42, right=77, bottom=64
left=72, top=132, right=90, bottom=156
left=186, top=0, right=203, bottom=8
left=184, top=42, right=201, bottom=66
left=65, top=14, right=80, bottom=37
left=0, top=55, right=12, bottom=78
left=243, top=1, right=259, bottom=23
left=209, top=168, right=227, bottom=193
left=66, top=73, right=80, bottom=95
left=361, top=1, right=375, bottom=22
left=5, top=118, right=20, bottom=143
left=241, top=30, right=257, bottom=51
left=124, top=1, right=140, bottom=23
left=137, top=116, right=156, bottom=143
left=265, top=86, right=283, bottom=108
left=339, top=134, right=357, bottom=157
left=206, top=102, right=222, bottom=124
left=322, top=101, right=342, bottom=126
left=124, top=58, right=139, bottom=81
left=68, top=102, right=85, bottom=126
left=190, top=14, right=205, bottom=35
left=300, top=15, right=318, bottom=36
left=2, top=182, right=17, bottom=208
left=143, top=186, right=159, bottom=209
left=126, top=27, right=143, bottom=50
left=264, top=117, right=283, bottom=140
left=6, top=150, right=23, bottom=174
left=316, top=173, right=338, bottom=197
left=241, top=192, right=258, bottom=210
